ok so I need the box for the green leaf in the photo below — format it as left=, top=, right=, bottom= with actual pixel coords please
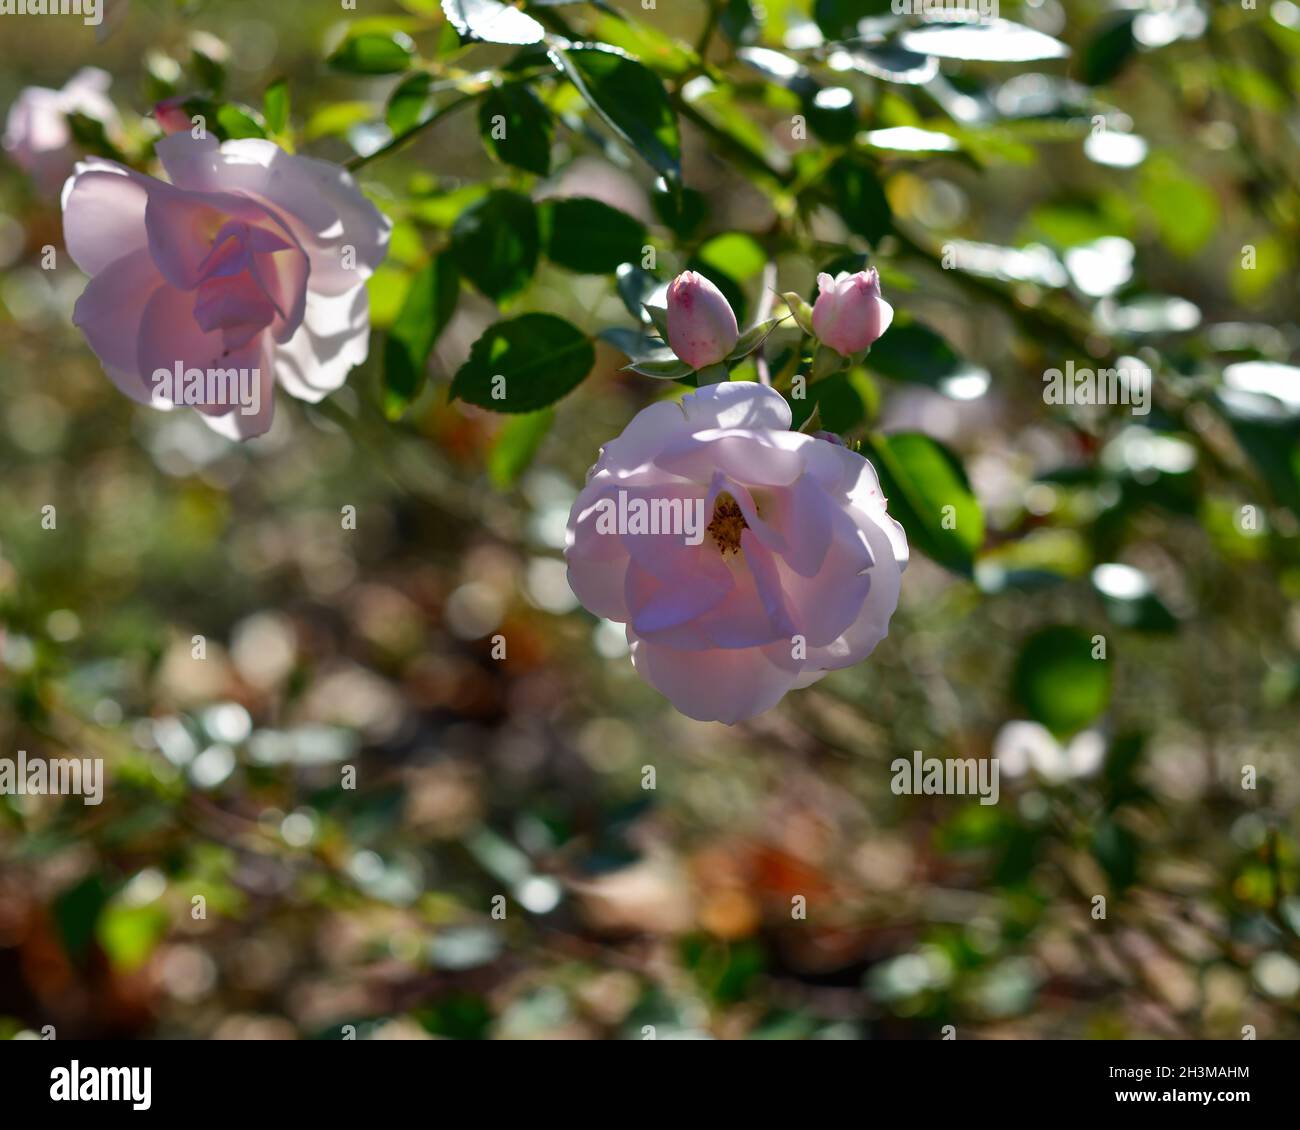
left=726, top=317, right=786, bottom=362
left=813, top=0, right=893, bottom=41
left=328, top=30, right=416, bottom=75
left=98, top=902, right=170, bottom=973
left=215, top=103, right=266, bottom=140
left=478, top=85, right=553, bottom=175
left=1080, top=13, right=1137, bottom=87
left=846, top=44, right=937, bottom=85
left=488, top=409, right=554, bottom=487
left=1091, top=564, right=1178, bottom=633
left=190, top=37, right=226, bottom=95
left=825, top=158, right=893, bottom=246
left=861, top=431, right=984, bottom=576
left=867, top=320, right=984, bottom=393
left=384, top=257, right=461, bottom=417
left=556, top=46, right=682, bottom=182
left=720, top=0, right=758, bottom=45
left=1092, top=818, right=1139, bottom=892
left=262, top=78, right=289, bottom=134
left=450, top=190, right=539, bottom=301
left=387, top=72, right=434, bottom=136
left=781, top=292, right=814, bottom=335
left=441, top=0, right=544, bottom=45
left=802, top=85, right=859, bottom=144
left=451, top=314, right=595, bottom=412
left=790, top=368, right=877, bottom=434
left=55, top=874, right=110, bottom=960
left=599, top=327, right=666, bottom=359
left=900, top=19, right=1070, bottom=63
left=624, top=357, right=695, bottom=380
left=811, top=342, right=845, bottom=380
left=1013, top=626, right=1111, bottom=737
left=695, top=232, right=767, bottom=282
left=541, top=197, right=646, bottom=274
left=642, top=303, right=670, bottom=340
left=651, top=183, right=707, bottom=238
left=1139, top=155, right=1217, bottom=259
left=64, top=112, right=125, bottom=161
left=305, top=101, right=375, bottom=141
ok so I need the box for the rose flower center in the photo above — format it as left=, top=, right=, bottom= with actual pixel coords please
left=707, top=491, right=749, bottom=555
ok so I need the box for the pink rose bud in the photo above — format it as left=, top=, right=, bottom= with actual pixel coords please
left=153, top=97, right=192, bottom=136
left=666, top=270, right=739, bottom=370
left=811, top=268, right=894, bottom=357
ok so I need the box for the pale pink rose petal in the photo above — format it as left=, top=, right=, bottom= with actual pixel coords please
left=272, top=286, right=371, bottom=403
left=61, top=164, right=149, bottom=275
left=627, top=633, right=803, bottom=725
left=71, top=247, right=164, bottom=402
left=657, top=429, right=807, bottom=486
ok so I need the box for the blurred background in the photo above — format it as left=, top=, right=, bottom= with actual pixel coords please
left=1, top=0, right=1298, bottom=1039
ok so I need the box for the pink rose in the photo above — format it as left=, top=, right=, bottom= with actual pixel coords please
left=61, top=132, right=391, bottom=438
left=565, top=382, right=908, bottom=724
left=812, top=268, right=894, bottom=357
left=152, top=97, right=193, bottom=136
left=3, top=68, right=119, bottom=194
left=666, top=270, right=738, bottom=370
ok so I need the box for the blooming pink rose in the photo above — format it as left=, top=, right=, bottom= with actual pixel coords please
left=61, top=132, right=391, bottom=438
left=812, top=268, right=894, bottom=357
left=3, top=68, right=119, bottom=194
left=565, top=382, right=908, bottom=724
left=666, top=270, right=738, bottom=370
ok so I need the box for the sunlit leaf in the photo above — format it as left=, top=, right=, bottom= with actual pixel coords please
left=262, top=77, right=289, bottom=134
left=1081, top=12, right=1137, bottom=86
left=384, top=256, right=460, bottom=417
left=452, top=314, right=595, bottom=412
left=478, top=84, right=553, bottom=175
left=441, top=0, right=545, bottom=45
left=861, top=431, right=984, bottom=575
left=488, top=410, right=554, bottom=487
left=387, top=72, right=434, bottom=135
left=825, top=157, right=892, bottom=245
left=540, top=197, right=646, bottom=274
left=555, top=46, right=681, bottom=182
left=1013, top=626, right=1111, bottom=736
left=450, top=190, right=539, bottom=300
left=900, top=20, right=1069, bottom=63
left=328, top=30, right=417, bottom=75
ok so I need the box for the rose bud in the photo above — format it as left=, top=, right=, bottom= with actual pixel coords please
left=811, top=268, right=894, bottom=357
left=666, top=270, right=739, bottom=370
left=152, top=97, right=192, bottom=136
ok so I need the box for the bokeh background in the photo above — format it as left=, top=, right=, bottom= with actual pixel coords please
left=1, top=0, right=1298, bottom=1039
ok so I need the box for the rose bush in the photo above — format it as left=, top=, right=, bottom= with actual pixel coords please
left=565, top=381, right=908, bottom=723
left=61, top=131, right=390, bottom=438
